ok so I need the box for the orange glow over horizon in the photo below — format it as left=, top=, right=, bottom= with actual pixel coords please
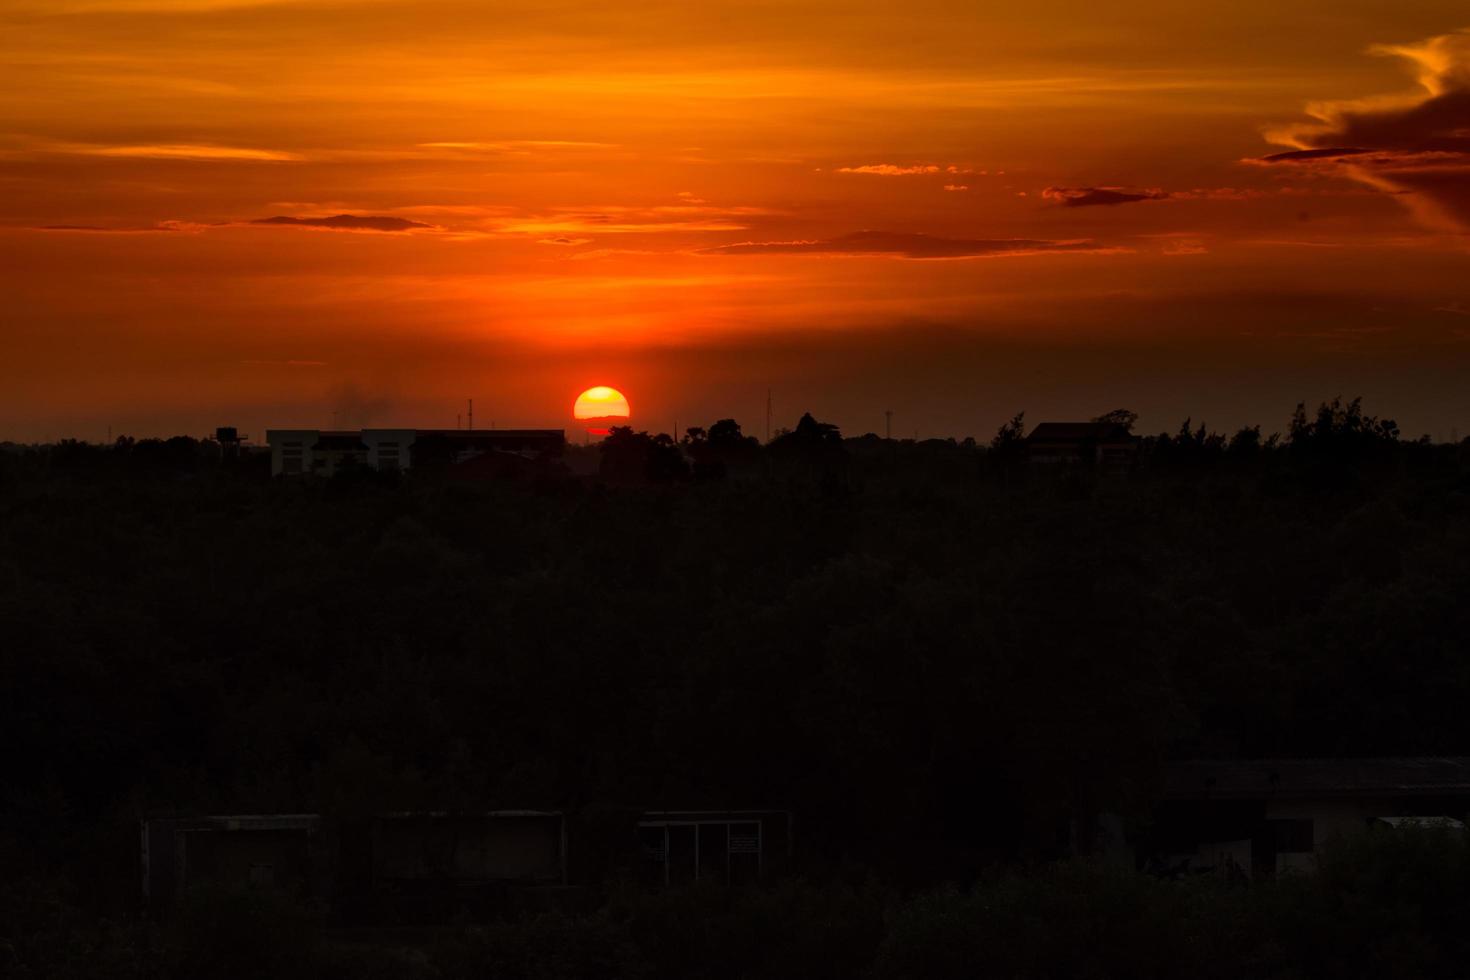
left=3, top=3, right=1470, bottom=441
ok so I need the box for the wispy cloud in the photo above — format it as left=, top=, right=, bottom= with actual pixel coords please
left=33, top=220, right=209, bottom=233
left=250, top=214, right=433, bottom=232
left=51, top=141, right=302, bottom=162
left=835, top=163, right=981, bottom=176
left=494, top=203, right=769, bottom=235
left=1042, top=186, right=1171, bottom=207
left=699, top=230, right=1114, bottom=259
left=415, top=140, right=619, bottom=159
left=1252, top=30, right=1470, bottom=232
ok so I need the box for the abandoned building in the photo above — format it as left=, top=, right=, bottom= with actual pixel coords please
left=142, top=811, right=567, bottom=912
left=141, top=808, right=792, bottom=913
left=264, top=428, right=565, bottom=477
left=1025, top=421, right=1139, bottom=467
left=1146, top=757, right=1470, bottom=877
left=636, top=810, right=793, bottom=886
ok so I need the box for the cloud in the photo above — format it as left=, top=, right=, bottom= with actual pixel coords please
left=56, top=142, right=302, bottom=162
left=1253, top=30, right=1470, bottom=232
left=495, top=205, right=756, bottom=234
left=1042, top=186, right=1171, bottom=207
left=1258, top=147, right=1375, bottom=163
left=944, top=184, right=968, bottom=192
left=699, top=230, right=1113, bottom=259
left=837, top=164, right=942, bottom=176
left=250, top=214, right=433, bottom=232
left=34, top=220, right=209, bottom=233
left=1161, top=238, right=1208, bottom=256
left=835, top=163, right=981, bottom=176
left=37, top=224, right=130, bottom=232
left=418, top=140, right=616, bottom=150
left=538, top=236, right=593, bottom=246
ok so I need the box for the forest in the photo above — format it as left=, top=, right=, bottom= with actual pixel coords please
left=6, top=397, right=1470, bottom=978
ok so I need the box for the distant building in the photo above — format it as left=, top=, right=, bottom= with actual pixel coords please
left=141, top=814, right=323, bottom=905
left=142, top=807, right=793, bottom=912
left=637, top=810, right=792, bottom=886
left=1025, top=422, right=1138, bottom=467
left=142, top=811, right=566, bottom=911
left=265, top=428, right=565, bottom=477
left=1146, top=758, right=1470, bottom=877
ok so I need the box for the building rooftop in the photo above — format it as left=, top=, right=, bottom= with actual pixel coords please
left=1165, top=757, right=1470, bottom=799
left=1026, top=422, right=1136, bottom=443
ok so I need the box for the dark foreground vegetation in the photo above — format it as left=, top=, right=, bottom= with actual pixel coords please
left=7, top=398, right=1470, bottom=977
left=13, top=830, right=1470, bottom=979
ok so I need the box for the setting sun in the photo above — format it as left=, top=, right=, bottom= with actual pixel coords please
left=574, top=386, right=632, bottom=422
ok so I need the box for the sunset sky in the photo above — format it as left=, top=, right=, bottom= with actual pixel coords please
left=4, top=1, right=1469, bottom=442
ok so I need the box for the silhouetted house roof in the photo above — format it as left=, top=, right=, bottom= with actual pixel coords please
left=1165, top=758, right=1470, bottom=800
left=1027, top=422, right=1134, bottom=443
left=1026, top=422, right=1138, bottom=465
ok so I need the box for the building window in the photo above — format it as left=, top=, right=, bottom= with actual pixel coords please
left=638, top=819, right=763, bottom=885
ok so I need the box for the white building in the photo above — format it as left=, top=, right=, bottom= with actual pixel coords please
left=265, top=428, right=563, bottom=477
left=1150, top=757, right=1470, bottom=877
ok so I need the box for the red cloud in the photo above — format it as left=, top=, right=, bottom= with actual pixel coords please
left=699, top=230, right=1113, bottom=259
left=1253, top=31, right=1470, bottom=232
left=1042, top=186, right=1170, bottom=207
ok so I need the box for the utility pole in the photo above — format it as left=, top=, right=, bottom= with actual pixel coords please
left=884, top=410, right=892, bottom=441
left=765, top=388, right=772, bottom=443
left=467, top=398, right=474, bottom=433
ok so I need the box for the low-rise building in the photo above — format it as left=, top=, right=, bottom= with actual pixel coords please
left=1147, top=758, right=1470, bottom=877
left=265, top=428, right=565, bottom=477
left=637, top=810, right=793, bottom=886
left=142, top=810, right=566, bottom=912
left=1026, top=422, right=1138, bottom=467
left=141, top=814, right=323, bottom=906
left=142, top=807, right=793, bottom=913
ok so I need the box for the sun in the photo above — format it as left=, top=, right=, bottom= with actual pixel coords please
left=574, top=386, right=631, bottom=422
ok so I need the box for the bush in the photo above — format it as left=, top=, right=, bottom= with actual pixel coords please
left=163, top=887, right=317, bottom=980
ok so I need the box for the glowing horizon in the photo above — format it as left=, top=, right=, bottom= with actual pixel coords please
left=3, top=3, right=1470, bottom=442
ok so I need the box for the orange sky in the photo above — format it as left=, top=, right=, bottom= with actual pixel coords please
left=3, top=1, right=1469, bottom=441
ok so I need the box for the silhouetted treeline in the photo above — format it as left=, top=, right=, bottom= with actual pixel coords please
left=5, top=398, right=1470, bottom=975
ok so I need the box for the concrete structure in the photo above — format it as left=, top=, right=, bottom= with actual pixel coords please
left=142, top=811, right=566, bottom=910
left=265, top=428, right=565, bottom=477
left=1148, top=758, right=1470, bottom=877
left=372, top=811, right=566, bottom=886
left=1026, top=421, right=1138, bottom=467
left=637, top=810, right=792, bottom=886
left=141, top=814, right=322, bottom=905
